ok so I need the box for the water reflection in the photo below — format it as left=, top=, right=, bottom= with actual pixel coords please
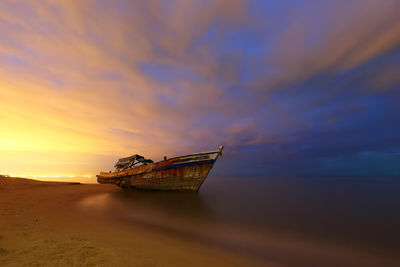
left=79, top=189, right=214, bottom=223
left=77, top=176, right=400, bottom=266
left=115, top=189, right=214, bottom=220
left=77, top=186, right=275, bottom=262
left=78, top=189, right=221, bottom=246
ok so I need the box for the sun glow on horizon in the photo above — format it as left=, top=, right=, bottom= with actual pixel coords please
left=8, top=174, right=93, bottom=179
left=3, top=173, right=97, bottom=183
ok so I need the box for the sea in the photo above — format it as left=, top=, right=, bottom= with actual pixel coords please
left=76, top=176, right=400, bottom=266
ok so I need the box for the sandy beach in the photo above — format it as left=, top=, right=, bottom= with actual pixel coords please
left=0, top=177, right=265, bottom=267
left=1, top=1, right=398, bottom=266
left=2, top=176, right=400, bottom=267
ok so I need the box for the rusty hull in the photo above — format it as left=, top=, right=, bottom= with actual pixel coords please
left=97, top=147, right=223, bottom=192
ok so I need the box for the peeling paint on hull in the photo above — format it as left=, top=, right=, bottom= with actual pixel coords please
left=97, top=147, right=223, bottom=192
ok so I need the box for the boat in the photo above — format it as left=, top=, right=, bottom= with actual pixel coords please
left=97, top=146, right=224, bottom=192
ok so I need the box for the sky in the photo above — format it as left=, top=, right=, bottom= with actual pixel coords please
left=0, top=0, right=399, bottom=178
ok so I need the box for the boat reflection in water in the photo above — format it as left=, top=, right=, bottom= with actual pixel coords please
left=78, top=176, right=400, bottom=266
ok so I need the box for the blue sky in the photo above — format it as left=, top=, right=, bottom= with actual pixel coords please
left=0, top=0, right=399, bottom=177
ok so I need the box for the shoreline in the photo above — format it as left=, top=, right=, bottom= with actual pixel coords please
left=0, top=177, right=265, bottom=266
left=1, top=177, right=399, bottom=266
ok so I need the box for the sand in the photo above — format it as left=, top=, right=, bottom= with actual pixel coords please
left=0, top=177, right=266, bottom=267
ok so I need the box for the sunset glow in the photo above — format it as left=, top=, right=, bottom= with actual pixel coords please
left=0, top=0, right=399, bottom=179
left=8, top=175, right=91, bottom=178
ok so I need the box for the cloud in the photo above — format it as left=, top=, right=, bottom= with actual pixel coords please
left=0, top=0, right=399, bottom=176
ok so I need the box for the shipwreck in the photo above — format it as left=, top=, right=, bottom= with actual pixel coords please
left=97, top=146, right=223, bottom=192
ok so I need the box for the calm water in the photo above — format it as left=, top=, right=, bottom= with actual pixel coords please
left=78, top=176, right=400, bottom=266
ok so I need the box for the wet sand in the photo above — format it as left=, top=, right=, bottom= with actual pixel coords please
left=0, top=177, right=265, bottom=266
left=1, top=176, right=399, bottom=266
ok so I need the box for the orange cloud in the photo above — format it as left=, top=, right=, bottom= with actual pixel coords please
left=0, top=0, right=398, bottom=177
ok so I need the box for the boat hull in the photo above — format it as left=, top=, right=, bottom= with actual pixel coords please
left=106, top=161, right=213, bottom=191
left=97, top=148, right=222, bottom=192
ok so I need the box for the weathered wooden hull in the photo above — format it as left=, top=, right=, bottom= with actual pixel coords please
left=98, top=161, right=214, bottom=191
left=97, top=148, right=222, bottom=192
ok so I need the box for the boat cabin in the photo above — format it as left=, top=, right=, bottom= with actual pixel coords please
left=114, top=154, right=154, bottom=171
